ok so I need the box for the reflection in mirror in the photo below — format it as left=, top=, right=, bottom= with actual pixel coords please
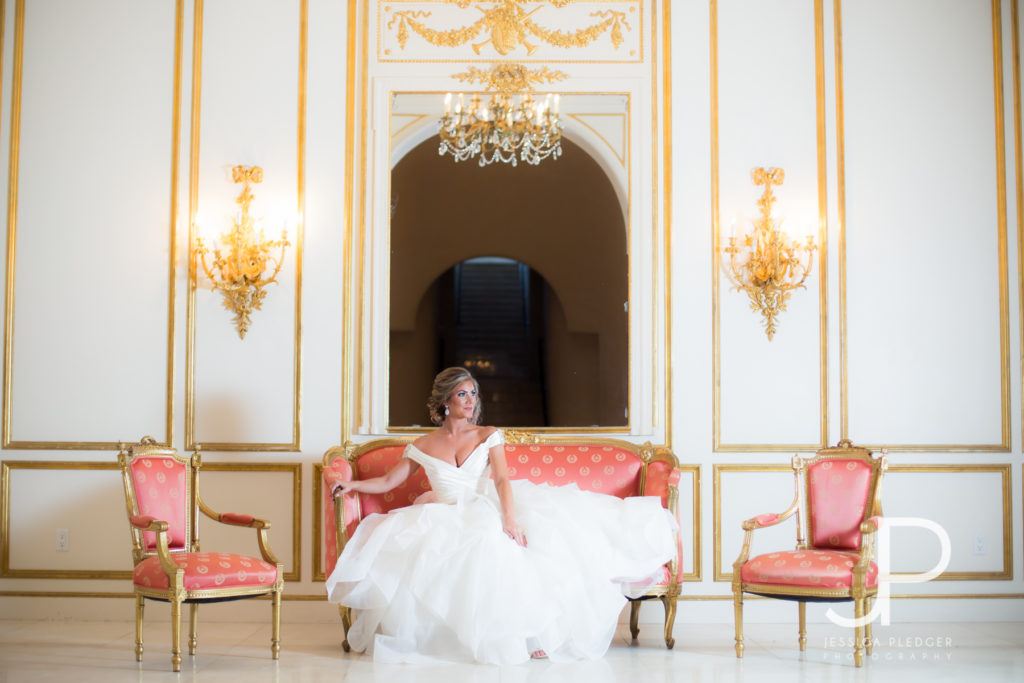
left=389, top=128, right=627, bottom=428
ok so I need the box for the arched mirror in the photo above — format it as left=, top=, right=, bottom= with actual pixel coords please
left=389, top=106, right=629, bottom=428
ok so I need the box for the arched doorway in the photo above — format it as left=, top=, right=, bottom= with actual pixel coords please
left=389, top=134, right=627, bottom=427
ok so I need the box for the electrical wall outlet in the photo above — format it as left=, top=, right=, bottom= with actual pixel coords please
left=972, top=534, right=986, bottom=556
left=55, top=528, right=69, bottom=552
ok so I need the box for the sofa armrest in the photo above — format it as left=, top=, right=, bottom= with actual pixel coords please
left=323, top=459, right=362, bottom=575
left=643, top=461, right=683, bottom=585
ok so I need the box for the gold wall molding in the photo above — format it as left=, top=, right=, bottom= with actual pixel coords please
left=0, top=461, right=130, bottom=579
left=2, top=0, right=183, bottom=450
left=184, top=0, right=307, bottom=452
left=713, top=463, right=1013, bottom=583
left=886, top=464, right=1012, bottom=582
left=710, top=0, right=828, bottom=453
left=0, top=460, right=303, bottom=582
left=201, top=462, right=303, bottom=582
left=378, top=1, right=642, bottom=62
left=1013, top=0, right=1024, bottom=450
left=835, top=0, right=1011, bottom=452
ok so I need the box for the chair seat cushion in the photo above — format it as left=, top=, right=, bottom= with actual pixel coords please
left=133, top=552, right=278, bottom=591
left=740, top=549, right=878, bottom=589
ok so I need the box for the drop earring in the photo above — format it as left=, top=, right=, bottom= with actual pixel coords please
left=444, top=405, right=449, bottom=416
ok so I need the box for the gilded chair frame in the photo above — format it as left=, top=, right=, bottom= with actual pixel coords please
left=731, top=440, right=887, bottom=667
left=118, top=437, right=285, bottom=671
left=323, top=430, right=683, bottom=651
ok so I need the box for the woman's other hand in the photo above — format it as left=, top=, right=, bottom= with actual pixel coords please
left=503, top=520, right=527, bottom=547
left=331, top=480, right=359, bottom=497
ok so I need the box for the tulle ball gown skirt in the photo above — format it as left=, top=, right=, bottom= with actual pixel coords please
left=326, top=480, right=676, bottom=665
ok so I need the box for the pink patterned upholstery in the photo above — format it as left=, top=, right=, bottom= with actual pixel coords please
left=129, top=457, right=188, bottom=550
left=807, top=459, right=873, bottom=550
left=133, top=552, right=278, bottom=591
left=503, top=445, right=643, bottom=497
left=740, top=550, right=878, bottom=589
left=324, top=441, right=683, bottom=584
left=752, top=513, right=779, bottom=526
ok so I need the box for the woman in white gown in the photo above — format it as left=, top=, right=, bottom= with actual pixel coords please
left=325, top=367, right=676, bottom=665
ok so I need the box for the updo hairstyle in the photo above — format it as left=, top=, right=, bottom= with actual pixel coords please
left=427, top=366, right=482, bottom=426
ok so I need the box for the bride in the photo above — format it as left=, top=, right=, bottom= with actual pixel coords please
left=325, top=367, right=676, bottom=665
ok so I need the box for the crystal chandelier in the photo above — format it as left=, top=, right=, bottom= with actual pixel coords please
left=439, top=91, right=562, bottom=167
left=722, top=167, right=816, bottom=340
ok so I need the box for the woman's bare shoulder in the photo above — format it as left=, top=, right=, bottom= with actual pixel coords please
left=412, top=430, right=438, bottom=450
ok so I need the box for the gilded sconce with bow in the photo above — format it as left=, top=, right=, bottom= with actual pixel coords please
left=194, top=165, right=289, bottom=339
left=722, top=167, right=816, bottom=340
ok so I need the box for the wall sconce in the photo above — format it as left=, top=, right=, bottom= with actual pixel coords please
left=194, top=165, right=289, bottom=339
left=722, top=167, right=815, bottom=340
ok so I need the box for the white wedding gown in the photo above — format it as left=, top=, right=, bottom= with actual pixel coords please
left=325, top=430, right=676, bottom=665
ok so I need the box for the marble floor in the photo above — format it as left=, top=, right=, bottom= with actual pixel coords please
left=0, top=618, right=1021, bottom=682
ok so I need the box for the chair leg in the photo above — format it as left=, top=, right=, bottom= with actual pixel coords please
left=733, top=588, right=744, bottom=658
left=188, top=603, right=198, bottom=655
left=170, top=598, right=182, bottom=672
left=854, top=598, right=865, bottom=667
left=272, top=589, right=282, bottom=659
left=340, top=605, right=352, bottom=652
left=134, top=594, right=145, bottom=662
left=659, top=595, right=677, bottom=649
left=629, top=600, right=641, bottom=640
left=865, top=597, right=874, bottom=655
left=798, top=601, right=807, bottom=651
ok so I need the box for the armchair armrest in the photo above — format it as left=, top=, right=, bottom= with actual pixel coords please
left=197, top=496, right=279, bottom=565
left=860, top=516, right=883, bottom=534
left=130, top=514, right=168, bottom=532
left=218, top=512, right=272, bottom=529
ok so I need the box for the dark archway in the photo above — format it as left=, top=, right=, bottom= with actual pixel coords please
left=389, top=134, right=627, bottom=427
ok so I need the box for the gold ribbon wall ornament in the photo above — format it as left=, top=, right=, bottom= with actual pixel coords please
left=387, top=0, right=630, bottom=56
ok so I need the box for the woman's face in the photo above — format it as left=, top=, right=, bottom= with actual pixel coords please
left=446, top=379, right=477, bottom=422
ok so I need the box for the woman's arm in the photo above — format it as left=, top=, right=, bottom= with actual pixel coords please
left=488, top=438, right=527, bottom=547
left=332, top=458, right=419, bottom=496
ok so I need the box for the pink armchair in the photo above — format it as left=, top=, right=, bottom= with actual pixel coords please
left=118, top=437, right=284, bottom=671
left=731, top=440, right=887, bottom=666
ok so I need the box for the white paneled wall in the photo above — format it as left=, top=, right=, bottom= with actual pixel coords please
left=0, top=0, right=1021, bottom=625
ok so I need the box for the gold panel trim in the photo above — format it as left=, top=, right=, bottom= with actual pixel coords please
left=712, top=464, right=790, bottom=582
left=1012, top=0, right=1024, bottom=450
left=2, top=0, right=182, bottom=450
left=184, top=0, right=307, bottom=452
left=0, top=460, right=303, bottom=582
left=887, top=464, right=1012, bottom=582
left=312, top=463, right=325, bottom=581
left=710, top=0, right=829, bottom=453
left=713, top=463, right=1013, bottom=583
left=201, top=462, right=303, bottom=582
left=835, top=0, right=1011, bottom=452
left=0, top=461, right=130, bottom=579
left=679, top=464, right=701, bottom=581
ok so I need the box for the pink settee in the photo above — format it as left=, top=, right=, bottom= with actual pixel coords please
left=321, top=430, right=684, bottom=650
